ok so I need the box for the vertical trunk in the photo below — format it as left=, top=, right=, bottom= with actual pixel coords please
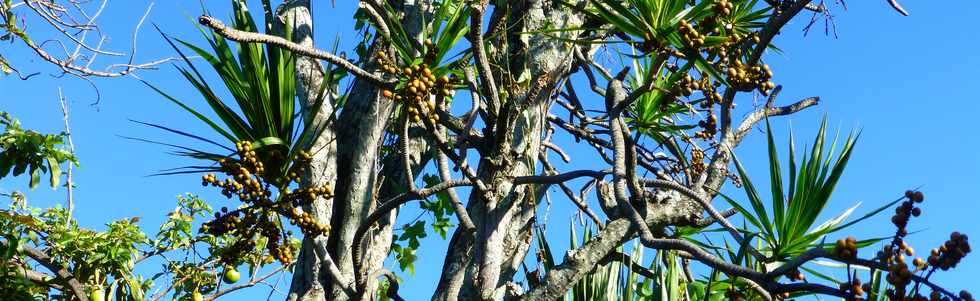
left=433, top=1, right=586, bottom=300
left=285, top=1, right=436, bottom=300
left=276, top=2, right=337, bottom=301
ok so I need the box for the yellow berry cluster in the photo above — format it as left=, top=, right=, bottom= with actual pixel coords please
left=196, top=141, right=333, bottom=265
left=675, top=73, right=697, bottom=97
left=839, top=276, right=867, bottom=299
left=884, top=260, right=915, bottom=298
left=671, top=73, right=722, bottom=141
left=834, top=236, right=858, bottom=260
left=374, top=49, right=454, bottom=125
left=284, top=189, right=333, bottom=237
left=690, top=147, right=707, bottom=175
left=283, top=149, right=313, bottom=183
left=928, top=232, right=971, bottom=271
left=726, top=61, right=775, bottom=95
left=679, top=20, right=705, bottom=49
left=260, top=225, right=294, bottom=264
left=891, top=190, right=924, bottom=239
left=876, top=191, right=922, bottom=299
left=878, top=241, right=917, bottom=268
left=786, top=268, right=806, bottom=282
left=695, top=113, right=717, bottom=140
left=873, top=190, right=973, bottom=301
left=674, top=74, right=723, bottom=105
left=712, top=0, right=734, bottom=17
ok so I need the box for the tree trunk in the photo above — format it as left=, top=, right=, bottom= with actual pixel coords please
left=285, top=1, right=436, bottom=300
left=433, top=1, right=587, bottom=300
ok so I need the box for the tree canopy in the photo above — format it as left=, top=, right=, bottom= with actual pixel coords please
left=0, top=1, right=975, bottom=301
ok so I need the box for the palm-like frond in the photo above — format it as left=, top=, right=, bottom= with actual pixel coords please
left=725, top=118, right=896, bottom=263
left=144, top=1, right=333, bottom=185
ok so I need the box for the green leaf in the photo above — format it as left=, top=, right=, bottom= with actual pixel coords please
left=765, top=120, right=786, bottom=238
left=28, top=166, right=39, bottom=189
left=730, top=153, right=774, bottom=241
left=46, top=156, right=60, bottom=189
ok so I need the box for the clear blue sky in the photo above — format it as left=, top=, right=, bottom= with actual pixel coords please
left=1, top=0, right=977, bottom=300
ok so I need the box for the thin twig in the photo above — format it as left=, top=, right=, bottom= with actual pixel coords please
left=197, top=15, right=394, bottom=88
left=58, top=88, right=75, bottom=219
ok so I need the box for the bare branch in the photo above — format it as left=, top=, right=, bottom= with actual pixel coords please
left=58, top=88, right=75, bottom=218
left=467, top=1, right=501, bottom=114
left=437, top=149, right=476, bottom=231
left=887, top=0, right=910, bottom=16
left=351, top=179, right=474, bottom=290
left=20, top=245, right=89, bottom=301
left=514, top=170, right=610, bottom=185
left=197, top=15, right=394, bottom=88
left=207, top=265, right=288, bottom=301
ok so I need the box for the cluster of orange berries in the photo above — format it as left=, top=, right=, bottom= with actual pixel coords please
left=197, top=141, right=333, bottom=265
left=675, top=73, right=698, bottom=97
left=712, top=0, right=735, bottom=16
left=877, top=191, right=922, bottom=299
left=884, top=258, right=915, bottom=298
left=834, top=236, right=859, bottom=260
left=671, top=73, right=721, bottom=142
left=283, top=150, right=314, bottom=184
left=281, top=184, right=332, bottom=207
left=879, top=240, right=918, bottom=269
left=726, top=60, right=775, bottom=95
left=374, top=47, right=454, bottom=125
left=928, top=232, right=971, bottom=271
left=839, top=276, right=869, bottom=299
left=874, top=191, right=973, bottom=301
left=201, top=142, right=270, bottom=200
left=259, top=224, right=294, bottom=264
left=235, top=141, right=265, bottom=173
left=690, top=147, right=707, bottom=175
left=786, top=268, right=806, bottom=282
left=203, top=208, right=266, bottom=265
left=674, top=74, right=723, bottom=105
left=695, top=113, right=717, bottom=140
left=679, top=20, right=705, bottom=49
left=285, top=190, right=332, bottom=237
left=891, top=190, right=925, bottom=237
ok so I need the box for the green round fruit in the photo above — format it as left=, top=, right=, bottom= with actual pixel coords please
left=223, top=268, right=240, bottom=284
left=192, top=291, right=204, bottom=301
left=89, top=288, right=104, bottom=301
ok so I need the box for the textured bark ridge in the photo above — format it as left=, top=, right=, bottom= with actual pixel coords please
left=276, top=2, right=335, bottom=301
left=284, top=1, right=436, bottom=300
left=433, top=1, right=586, bottom=300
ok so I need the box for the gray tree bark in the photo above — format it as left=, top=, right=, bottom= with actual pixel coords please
left=283, top=1, right=436, bottom=301
left=274, top=2, right=336, bottom=300
left=433, top=1, right=587, bottom=300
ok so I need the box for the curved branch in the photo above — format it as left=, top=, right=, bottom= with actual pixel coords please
left=694, top=207, right=738, bottom=227
left=887, top=0, right=910, bottom=16
left=600, top=251, right=656, bottom=279
left=698, top=96, right=820, bottom=200
left=437, top=150, right=476, bottom=231
left=206, top=265, right=288, bottom=301
left=514, top=169, right=610, bottom=185
left=640, top=178, right=765, bottom=261
left=21, top=245, right=89, bottom=301
left=350, top=179, right=473, bottom=290
left=197, top=15, right=394, bottom=88
left=467, top=0, right=501, bottom=114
